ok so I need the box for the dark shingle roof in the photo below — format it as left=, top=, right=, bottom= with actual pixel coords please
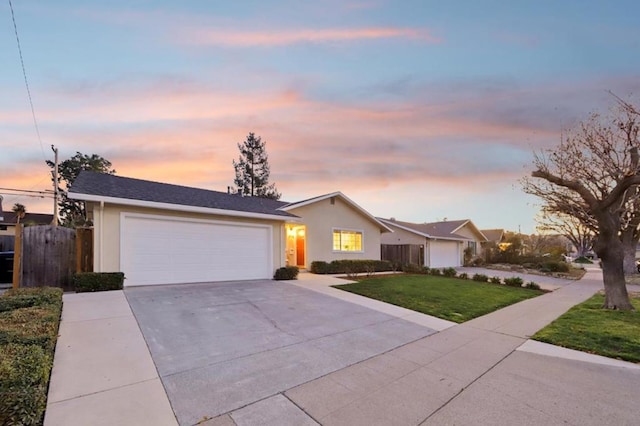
left=69, top=171, right=296, bottom=219
left=381, top=218, right=472, bottom=240
left=480, top=229, right=504, bottom=243
left=0, top=212, right=53, bottom=226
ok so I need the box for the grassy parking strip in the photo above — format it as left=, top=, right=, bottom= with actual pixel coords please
left=0, top=287, right=63, bottom=425
left=333, top=275, right=543, bottom=323
left=533, top=293, right=640, bottom=363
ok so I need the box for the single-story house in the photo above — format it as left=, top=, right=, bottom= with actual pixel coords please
left=480, top=229, right=505, bottom=246
left=378, top=218, right=488, bottom=268
left=0, top=211, right=54, bottom=237
left=68, top=171, right=391, bottom=286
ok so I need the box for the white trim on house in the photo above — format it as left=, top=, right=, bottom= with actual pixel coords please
left=331, top=227, right=365, bottom=253
left=69, top=192, right=300, bottom=223
left=281, top=192, right=393, bottom=233
left=450, top=220, right=489, bottom=242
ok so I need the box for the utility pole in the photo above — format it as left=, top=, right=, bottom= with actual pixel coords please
left=51, top=145, right=59, bottom=226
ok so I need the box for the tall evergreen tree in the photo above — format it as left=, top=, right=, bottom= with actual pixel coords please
left=233, top=133, right=281, bottom=200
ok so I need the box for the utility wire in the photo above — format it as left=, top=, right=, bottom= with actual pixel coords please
left=8, top=0, right=46, bottom=160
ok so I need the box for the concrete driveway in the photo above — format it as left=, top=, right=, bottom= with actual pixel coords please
left=125, top=280, right=437, bottom=425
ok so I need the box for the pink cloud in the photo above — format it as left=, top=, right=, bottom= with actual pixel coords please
left=187, top=27, right=440, bottom=47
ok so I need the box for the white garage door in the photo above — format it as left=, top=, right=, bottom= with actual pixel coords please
left=429, top=240, right=461, bottom=268
left=121, top=214, right=272, bottom=286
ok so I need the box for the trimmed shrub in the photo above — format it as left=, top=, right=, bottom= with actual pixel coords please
left=442, top=267, right=457, bottom=277
left=0, top=343, right=51, bottom=426
left=309, top=260, right=392, bottom=275
left=402, top=263, right=427, bottom=274
left=73, top=272, right=125, bottom=292
left=430, top=268, right=442, bottom=276
left=490, top=276, right=502, bottom=284
left=525, top=281, right=541, bottom=290
left=458, top=272, right=468, bottom=280
left=0, top=287, right=62, bottom=425
left=504, top=277, right=524, bottom=287
left=541, top=261, right=570, bottom=273
left=472, top=273, right=489, bottom=282
left=273, top=266, right=299, bottom=280
left=573, top=256, right=593, bottom=264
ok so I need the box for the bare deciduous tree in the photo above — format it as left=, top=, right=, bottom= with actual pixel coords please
left=523, top=99, right=640, bottom=310
left=536, top=210, right=595, bottom=258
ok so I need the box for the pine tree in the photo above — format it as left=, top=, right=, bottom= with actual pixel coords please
left=233, top=133, right=281, bottom=200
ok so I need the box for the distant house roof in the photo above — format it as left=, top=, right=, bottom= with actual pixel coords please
left=68, top=171, right=298, bottom=221
left=481, top=229, right=504, bottom=243
left=378, top=218, right=488, bottom=242
left=0, top=211, right=53, bottom=226
left=280, top=192, right=393, bottom=232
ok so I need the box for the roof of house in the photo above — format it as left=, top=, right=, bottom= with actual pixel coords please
left=280, top=192, right=393, bottom=232
left=69, top=171, right=297, bottom=220
left=481, top=228, right=504, bottom=243
left=0, top=211, right=53, bottom=226
left=378, top=218, right=488, bottom=241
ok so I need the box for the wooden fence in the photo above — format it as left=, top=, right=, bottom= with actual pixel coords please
left=12, top=225, right=93, bottom=291
left=381, top=244, right=424, bottom=266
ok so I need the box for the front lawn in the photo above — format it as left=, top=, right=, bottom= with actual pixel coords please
left=533, top=293, right=640, bottom=363
left=333, top=275, right=543, bottom=323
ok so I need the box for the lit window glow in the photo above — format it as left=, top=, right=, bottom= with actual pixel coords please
left=333, top=229, right=363, bottom=252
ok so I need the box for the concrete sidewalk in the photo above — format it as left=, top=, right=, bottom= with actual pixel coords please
left=44, top=291, right=177, bottom=426
left=44, top=268, right=640, bottom=425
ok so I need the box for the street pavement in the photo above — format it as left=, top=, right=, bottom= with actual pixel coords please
left=44, top=267, right=640, bottom=425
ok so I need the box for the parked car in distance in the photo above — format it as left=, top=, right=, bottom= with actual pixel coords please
left=0, top=251, right=14, bottom=283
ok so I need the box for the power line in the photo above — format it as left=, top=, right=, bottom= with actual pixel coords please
left=8, top=0, right=46, bottom=160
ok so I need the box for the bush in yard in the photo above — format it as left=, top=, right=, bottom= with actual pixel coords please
left=458, top=272, right=468, bottom=279
left=573, top=256, right=593, bottom=264
left=0, top=343, right=51, bottom=426
left=442, top=267, right=457, bottom=277
left=402, top=263, right=427, bottom=274
left=490, top=276, right=502, bottom=284
left=430, top=268, right=442, bottom=276
left=525, top=281, right=541, bottom=290
left=310, top=260, right=392, bottom=274
left=273, top=266, right=299, bottom=280
left=542, top=261, right=570, bottom=273
left=472, top=273, right=489, bottom=282
left=0, top=287, right=62, bottom=426
left=504, top=277, right=524, bottom=287
left=73, top=272, right=125, bottom=292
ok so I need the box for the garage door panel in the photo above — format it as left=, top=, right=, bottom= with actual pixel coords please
left=429, top=241, right=461, bottom=268
left=121, top=215, right=272, bottom=286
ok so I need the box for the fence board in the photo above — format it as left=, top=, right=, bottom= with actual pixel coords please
left=21, top=225, right=76, bottom=291
left=381, top=244, right=424, bottom=266
left=76, top=227, right=93, bottom=273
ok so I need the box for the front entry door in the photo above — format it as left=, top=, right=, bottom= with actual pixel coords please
left=296, top=229, right=305, bottom=267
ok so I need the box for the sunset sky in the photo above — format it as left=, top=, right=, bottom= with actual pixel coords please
left=1, top=1, right=639, bottom=233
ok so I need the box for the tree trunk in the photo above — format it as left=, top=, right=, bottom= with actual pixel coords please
left=595, top=235, right=635, bottom=310
left=622, top=243, right=638, bottom=275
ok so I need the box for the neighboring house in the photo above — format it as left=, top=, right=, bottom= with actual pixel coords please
left=0, top=211, right=54, bottom=237
left=379, top=218, right=488, bottom=268
left=480, top=229, right=505, bottom=246
left=68, top=171, right=391, bottom=286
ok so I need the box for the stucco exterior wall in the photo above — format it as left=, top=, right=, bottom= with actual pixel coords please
left=286, top=197, right=383, bottom=264
left=453, top=224, right=484, bottom=256
left=87, top=202, right=285, bottom=273
left=380, top=223, right=425, bottom=245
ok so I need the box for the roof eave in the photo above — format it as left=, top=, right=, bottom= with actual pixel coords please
left=282, top=192, right=393, bottom=233
left=68, top=192, right=300, bottom=222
